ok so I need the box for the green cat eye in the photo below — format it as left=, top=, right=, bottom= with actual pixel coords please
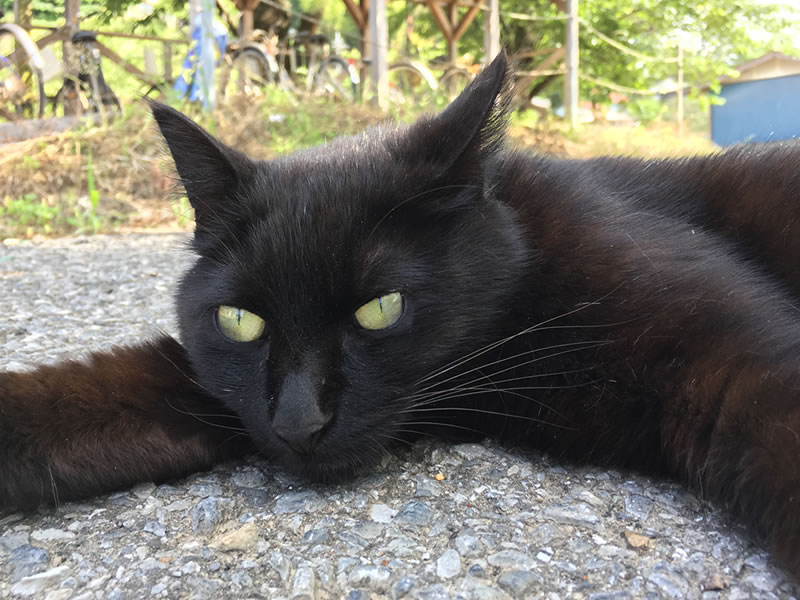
left=217, top=305, right=266, bottom=342
left=354, top=292, right=404, bottom=330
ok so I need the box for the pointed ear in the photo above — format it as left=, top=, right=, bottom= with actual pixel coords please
left=150, top=102, right=254, bottom=239
left=402, top=50, right=510, bottom=180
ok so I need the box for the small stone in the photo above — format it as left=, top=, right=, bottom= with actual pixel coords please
left=487, top=550, right=536, bottom=571
left=348, top=565, right=392, bottom=593
left=274, top=491, right=325, bottom=515
left=189, top=482, right=223, bottom=498
left=542, top=503, right=601, bottom=528
left=498, top=570, right=542, bottom=595
left=352, top=521, right=384, bottom=540
left=468, top=564, right=488, bottom=578
left=452, top=443, right=486, bottom=459
left=624, top=530, right=653, bottom=549
left=230, top=570, right=253, bottom=588
left=270, top=552, right=291, bottom=581
left=436, top=549, right=461, bottom=579
left=9, top=565, right=70, bottom=597
left=291, top=566, right=316, bottom=600
left=701, top=574, right=729, bottom=591
left=43, top=590, right=73, bottom=600
left=391, top=577, right=414, bottom=599
left=7, top=545, right=50, bottom=582
left=191, top=498, right=220, bottom=535
left=647, top=564, right=690, bottom=599
left=455, top=532, right=483, bottom=558
left=624, top=495, right=654, bottom=521
left=0, top=532, right=29, bottom=553
left=369, top=503, right=397, bottom=523
left=143, top=522, right=166, bottom=538
left=30, top=529, right=75, bottom=542
left=212, top=522, right=259, bottom=552
left=394, top=501, right=433, bottom=526
left=231, top=467, right=267, bottom=489
left=302, top=529, right=330, bottom=545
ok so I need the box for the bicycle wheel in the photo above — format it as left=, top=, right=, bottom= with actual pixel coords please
left=0, top=23, right=46, bottom=121
left=312, top=56, right=356, bottom=102
left=220, top=46, right=277, bottom=102
left=387, top=61, right=438, bottom=110
left=439, top=66, right=472, bottom=101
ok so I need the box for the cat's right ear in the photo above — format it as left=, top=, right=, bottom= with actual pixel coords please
left=151, top=102, right=253, bottom=243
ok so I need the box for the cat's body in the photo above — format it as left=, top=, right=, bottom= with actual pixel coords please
left=1, top=53, right=799, bottom=576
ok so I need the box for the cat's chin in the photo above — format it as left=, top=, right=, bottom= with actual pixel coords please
left=254, top=439, right=383, bottom=484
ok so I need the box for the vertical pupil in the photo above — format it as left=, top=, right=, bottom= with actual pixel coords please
left=378, top=297, right=383, bottom=312
left=236, top=309, right=242, bottom=325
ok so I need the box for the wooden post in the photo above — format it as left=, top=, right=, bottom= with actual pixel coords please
left=564, top=0, right=579, bottom=128
left=483, top=0, right=500, bottom=62
left=241, top=10, right=254, bottom=38
left=13, top=0, right=33, bottom=28
left=163, top=41, right=173, bottom=83
left=448, top=2, right=458, bottom=63
left=235, top=0, right=261, bottom=39
left=676, top=41, right=684, bottom=134
left=63, top=0, right=81, bottom=69
left=369, top=0, right=388, bottom=109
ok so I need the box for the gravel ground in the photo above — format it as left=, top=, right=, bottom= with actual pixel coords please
left=1, top=234, right=797, bottom=600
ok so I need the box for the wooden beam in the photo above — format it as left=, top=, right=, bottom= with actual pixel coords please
left=342, top=0, right=366, bottom=30
left=452, top=1, right=482, bottom=41
left=425, top=0, right=453, bottom=41
left=94, top=40, right=161, bottom=89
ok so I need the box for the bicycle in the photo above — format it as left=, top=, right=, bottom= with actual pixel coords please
left=53, top=30, right=121, bottom=117
left=0, top=22, right=46, bottom=121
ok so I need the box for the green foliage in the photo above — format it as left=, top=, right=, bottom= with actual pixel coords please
left=627, top=97, right=665, bottom=124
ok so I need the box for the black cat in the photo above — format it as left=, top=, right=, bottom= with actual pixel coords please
left=1, top=52, right=799, bottom=576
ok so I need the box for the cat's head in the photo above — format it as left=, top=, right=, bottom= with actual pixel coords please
left=153, top=52, right=527, bottom=481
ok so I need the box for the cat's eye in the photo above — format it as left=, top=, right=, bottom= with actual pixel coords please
left=354, top=292, right=404, bottom=330
left=216, top=305, right=266, bottom=342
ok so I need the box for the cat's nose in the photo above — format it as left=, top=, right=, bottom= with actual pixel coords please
left=273, top=412, right=331, bottom=457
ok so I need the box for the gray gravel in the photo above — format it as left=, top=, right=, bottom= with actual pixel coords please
left=1, top=234, right=798, bottom=600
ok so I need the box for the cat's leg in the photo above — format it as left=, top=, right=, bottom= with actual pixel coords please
left=0, top=336, right=251, bottom=510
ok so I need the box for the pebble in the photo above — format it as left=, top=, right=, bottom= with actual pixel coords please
left=291, top=566, right=316, bottom=600
left=497, top=570, right=543, bottom=595
left=348, top=565, right=392, bottom=593
left=9, top=565, right=70, bottom=597
left=394, top=501, right=433, bottom=526
left=624, top=495, right=654, bottom=521
left=211, top=522, right=259, bottom=552
left=369, top=503, right=397, bottom=523
left=487, top=550, right=536, bottom=571
left=436, top=549, right=461, bottom=579
left=6, top=545, right=50, bottom=582
left=30, top=529, right=75, bottom=542
left=274, top=491, right=325, bottom=515
left=541, top=502, right=601, bottom=528
left=143, top=521, right=166, bottom=538
left=191, top=498, right=220, bottom=535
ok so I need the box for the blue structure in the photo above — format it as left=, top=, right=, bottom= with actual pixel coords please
left=711, top=54, right=800, bottom=146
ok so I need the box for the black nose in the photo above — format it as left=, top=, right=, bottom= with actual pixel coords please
left=273, top=412, right=331, bottom=457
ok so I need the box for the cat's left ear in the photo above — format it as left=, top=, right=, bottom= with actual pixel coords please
left=401, top=50, right=511, bottom=181
left=151, top=102, right=254, bottom=241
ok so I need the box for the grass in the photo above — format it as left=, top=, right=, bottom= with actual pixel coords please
left=0, top=92, right=715, bottom=240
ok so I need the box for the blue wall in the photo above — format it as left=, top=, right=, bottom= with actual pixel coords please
left=711, top=73, right=800, bottom=146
